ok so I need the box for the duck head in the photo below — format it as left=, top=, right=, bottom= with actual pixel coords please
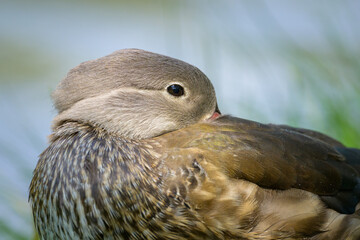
left=52, top=49, right=220, bottom=139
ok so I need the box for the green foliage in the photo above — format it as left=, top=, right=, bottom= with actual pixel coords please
left=0, top=220, right=28, bottom=240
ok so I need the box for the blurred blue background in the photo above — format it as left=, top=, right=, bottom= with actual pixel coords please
left=1, top=0, right=359, bottom=239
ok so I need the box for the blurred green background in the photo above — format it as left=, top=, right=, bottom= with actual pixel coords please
left=0, top=0, right=359, bottom=239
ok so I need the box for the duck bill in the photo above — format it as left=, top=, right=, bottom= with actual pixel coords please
left=209, top=104, right=221, bottom=120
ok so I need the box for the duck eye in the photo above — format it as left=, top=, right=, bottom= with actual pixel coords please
left=167, top=84, right=184, bottom=97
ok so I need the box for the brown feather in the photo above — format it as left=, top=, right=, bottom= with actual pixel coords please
left=29, top=49, right=360, bottom=240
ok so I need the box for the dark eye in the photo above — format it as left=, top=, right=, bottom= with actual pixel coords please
left=167, top=84, right=184, bottom=97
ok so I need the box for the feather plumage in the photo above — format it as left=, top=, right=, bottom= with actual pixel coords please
left=29, top=49, right=360, bottom=239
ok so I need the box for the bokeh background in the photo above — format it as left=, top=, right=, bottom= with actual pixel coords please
left=1, top=0, right=359, bottom=239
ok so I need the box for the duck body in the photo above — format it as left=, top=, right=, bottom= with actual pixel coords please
left=30, top=116, right=360, bottom=239
left=30, top=121, right=218, bottom=240
left=29, top=49, right=360, bottom=239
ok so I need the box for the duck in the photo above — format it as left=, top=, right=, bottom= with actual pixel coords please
left=29, top=49, right=360, bottom=240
